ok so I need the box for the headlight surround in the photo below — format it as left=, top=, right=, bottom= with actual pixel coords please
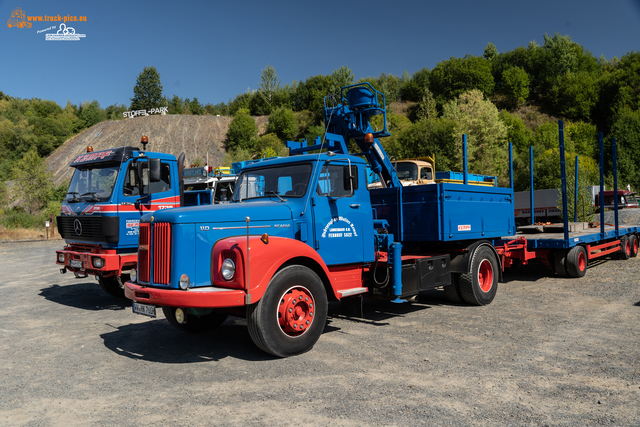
left=92, top=257, right=104, bottom=268
left=179, top=274, right=190, bottom=290
left=130, top=268, right=137, bottom=283
left=57, top=253, right=65, bottom=263
left=221, top=258, right=235, bottom=281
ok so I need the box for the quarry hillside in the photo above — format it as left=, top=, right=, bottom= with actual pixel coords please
left=45, top=114, right=269, bottom=186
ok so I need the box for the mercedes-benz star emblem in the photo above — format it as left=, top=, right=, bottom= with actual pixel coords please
left=74, top=219, right=82, bottom=236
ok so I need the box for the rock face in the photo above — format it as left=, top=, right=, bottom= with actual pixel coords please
left=45, top=114, right=267, bottom=186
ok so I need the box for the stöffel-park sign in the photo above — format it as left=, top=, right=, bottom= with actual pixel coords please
left=123, top=106, right=169, bottom=118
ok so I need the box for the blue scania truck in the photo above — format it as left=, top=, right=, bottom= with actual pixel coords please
left=124, top=83, right=639, bottom=357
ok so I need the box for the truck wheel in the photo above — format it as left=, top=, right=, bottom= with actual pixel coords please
left=247, top=265, right=328, bottom=357
left=98, top=275, right=125, bottom=298
left=618, top=236, right=631, bottom=260
left=629, top=235, right=638, bottom=258
left=554, top=251, right=569, bottom=277
left=443, top=273, right=464, bottom=304
left=459, top=247, right=498, bottom=306
left=162, top=307, right=228, bottom=333
left=566, top=246, right=587, bottom=278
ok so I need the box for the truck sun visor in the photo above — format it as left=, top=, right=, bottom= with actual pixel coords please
left=69, top=146, right=139, bottom=167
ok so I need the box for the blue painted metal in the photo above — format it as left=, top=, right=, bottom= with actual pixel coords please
left=529, top=146, right=534, bottom=226
left=389, top=241, right=406, bottom=303
left=598, top=133, right=605, bottom=240
left=612, top=137, right=619, bottom=238
left=574, top=156, right=579, bottom=223
left=559, top=121, right=569, bottom=246
left=462, top=135, right=468, bottom=185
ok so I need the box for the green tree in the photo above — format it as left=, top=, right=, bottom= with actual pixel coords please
left=256, top=133, right=289, bottom=158
left=258, top=65, right=281, bottom=114
left=442, top=90, right=509, bottom=184
left=609, top=108, right=640, bottom=191
left=267, top=107, right=297, bottom=141
left=130, top=66, right=164, bottom=111
left=11, top=149, right=53, bottom=214
left=429, top=56, right=495, bottom=105
left=329, top=66, right=355, bottom=96
left=227, top=111, right=258, bottom=152
left=190, top=98, right=204, bottom=115
left=500, top=66, right=530, bottom=108
left=399, top=68, right=430, bottom=102
left=548, top=71, right=599, bottom=121
left=415, top=89, right=437, bottom=121
left=293, top=74, right=333, bottom=117
left=483, top=42, right=498, bottom=61
left=78, top=100, right=106, bottom=129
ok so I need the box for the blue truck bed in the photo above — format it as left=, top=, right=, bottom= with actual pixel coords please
left=371, top=182, right=516, bottom=242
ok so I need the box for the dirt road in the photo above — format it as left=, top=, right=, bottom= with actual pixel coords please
left=1, top=240, right=638, bottom=426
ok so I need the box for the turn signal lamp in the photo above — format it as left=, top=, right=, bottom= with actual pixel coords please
left=86, top=146, right=94, bottom=152
left=261, top=233, right=269, bottom=244
left=130, top=268, right=137, bottom=283
left=364, top=133, right=374, bottom=145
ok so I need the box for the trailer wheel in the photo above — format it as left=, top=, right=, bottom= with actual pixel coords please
left=629, top=235, right=638, bottom=258
left=566, top=246, right=587, bottom=278
left=247, top=265, right=328, bottom=357
left=554, top=251, right=569, bottom=277
left=459, top=247, right=498, bottom=306
left=162, top=307, right=228, bottom=333
left=443, top=273, right=464, bottom=304
left=98, top=275, right=126, bottom=298
left=618, top=236, right=631, bottom=260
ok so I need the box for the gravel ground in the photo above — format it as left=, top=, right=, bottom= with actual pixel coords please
left=1, top=240, right=639, bottom=426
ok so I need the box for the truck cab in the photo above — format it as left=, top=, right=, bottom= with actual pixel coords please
left=183, top=166, right=236, bottom=206
left=595, top=189, right=639, bottom=212
left=56, top=143, right=182, bottom=296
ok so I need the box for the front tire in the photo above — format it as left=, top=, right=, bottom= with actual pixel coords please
left=98, top=275, right=125, bottom=298
left=247, top=265, right=328, bottom=357
left=162, top=307, right=228, bottom=333
left=459, top=246, right=499, bottom=306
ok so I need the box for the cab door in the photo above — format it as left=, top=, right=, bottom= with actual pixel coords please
left=311, top=161, right=369, bottom=266
left=119, top=159, right=175, bottom=248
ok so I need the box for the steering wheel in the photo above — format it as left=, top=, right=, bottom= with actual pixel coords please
left=292, top=183, right=306, bottom=195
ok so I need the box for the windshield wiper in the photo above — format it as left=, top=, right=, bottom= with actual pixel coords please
left=267, top=191, right=286, bottom=202
left=79, top=192, right=101, bottom=202
left=66, top=191, right=80, bottom=202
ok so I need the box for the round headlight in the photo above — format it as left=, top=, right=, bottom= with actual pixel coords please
left=130, top=268, right=137, bottom=283
left=179, top=274, right=190, bottom=290
left=221, top=258, right=235, bottom=281
left=57, top=253, right=65, bottom=263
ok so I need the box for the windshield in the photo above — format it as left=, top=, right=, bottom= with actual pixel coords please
left=66, top=164, right=119, bottom=202
left=233, top=163, right=312, bottom=201
left=396, top=163, right=418, bottom=180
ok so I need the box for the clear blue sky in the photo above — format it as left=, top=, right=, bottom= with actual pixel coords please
left=2, top=0, right=639, bottom=110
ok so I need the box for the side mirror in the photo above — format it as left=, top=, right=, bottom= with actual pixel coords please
left=136, top=162, right=148, bottom=197
left=149, top=158, right=161, bottom=183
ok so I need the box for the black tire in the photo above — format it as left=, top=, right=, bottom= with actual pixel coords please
left=554, top=251, right=569, bottom=277
left=618, top=235, right=630, bottom=260
left=98, top=275, right=125, bottom=298
left=247, top=265, right=328, bottom=357
left=459, top=246, right=499, bottom=306
left=443, top=273, right=464, bottom=304
left=162, top=306, right=228, bottom=333
left=566, top=246, right=587, bottom=278
left=629, top=235, right=638, bottom=258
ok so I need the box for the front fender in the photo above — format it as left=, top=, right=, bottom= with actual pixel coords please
left=212, top=236, right=332, bottom=303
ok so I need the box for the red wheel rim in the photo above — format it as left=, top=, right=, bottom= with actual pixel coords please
left=626, top=240, right=631, bottom=256
left=578, top=251, right=586, bottom=272
left=278, top=286, right=314, bottom=337
left=478, top=259, right=493, bottom=292
left=633, top=239, right=638, bottom=255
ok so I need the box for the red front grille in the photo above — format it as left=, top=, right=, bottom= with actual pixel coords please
left=153, top=222, right=171, bottom=284
left=139, top=223, right=150, bottom=282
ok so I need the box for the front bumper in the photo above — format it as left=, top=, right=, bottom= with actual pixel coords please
left=56, top=249, right=136, bottom=277
left=125, top=281, right=246, bottom=308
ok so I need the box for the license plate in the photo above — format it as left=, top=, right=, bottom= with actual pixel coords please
left=70, top=260, right=83, bottom=268
left=132, top=302, right=156, bottom=318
